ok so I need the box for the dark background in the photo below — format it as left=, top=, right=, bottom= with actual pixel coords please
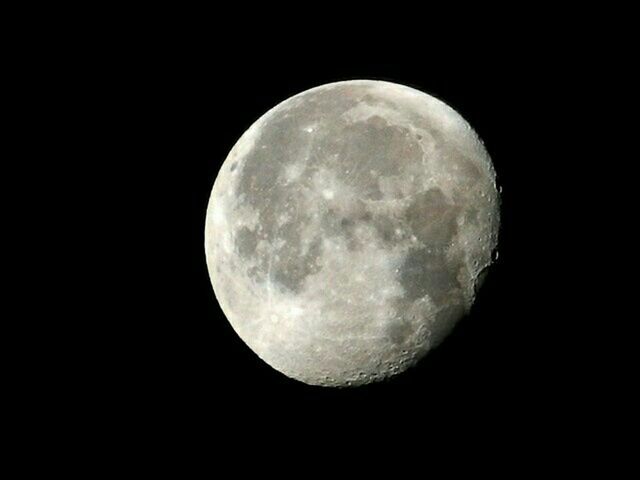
left=106, top=34, right=592, bottom=445
left=13, top=7, right=625, bottom=470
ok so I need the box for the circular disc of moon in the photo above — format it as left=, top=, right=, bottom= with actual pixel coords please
left=205, top=80, right=500, bottom=387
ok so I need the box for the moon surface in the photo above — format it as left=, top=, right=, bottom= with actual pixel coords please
left=205, top=80, right=500, bottom=387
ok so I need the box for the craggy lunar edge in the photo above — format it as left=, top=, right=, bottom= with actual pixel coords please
left=205, top=80, right=500, bottom=387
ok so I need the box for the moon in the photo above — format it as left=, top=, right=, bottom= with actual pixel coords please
left=205, top=80, right=500, bottom=387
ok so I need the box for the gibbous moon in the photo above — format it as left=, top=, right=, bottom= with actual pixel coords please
left=205, top=80, right=500, bottom=387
